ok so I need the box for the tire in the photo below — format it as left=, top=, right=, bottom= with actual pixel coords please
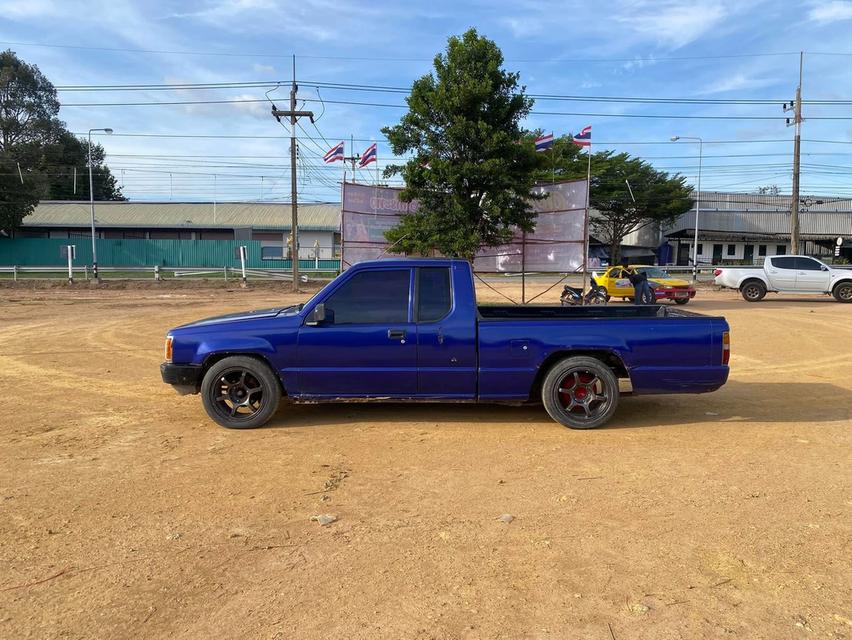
left=741, top=280, right=766, bottom=302
left=674, top=298, right=690, bottom=305
left=541, top=356, right=620, bottom=429
left=833, top=281, right=852, bottom=303
left=201, top=356, right=281, bottom=429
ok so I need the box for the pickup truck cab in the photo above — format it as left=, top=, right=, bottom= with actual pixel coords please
left=161, top=259, right=730, bottom=430
left=714, top=255, right=852, bottom=302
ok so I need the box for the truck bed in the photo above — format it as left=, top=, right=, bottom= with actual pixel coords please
left=477, top=304, right=702, bottom=320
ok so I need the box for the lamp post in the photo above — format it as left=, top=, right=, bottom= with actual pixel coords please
left=88, top=127, right=113, bottom=281
left=671, top=135, right=702, bottom=281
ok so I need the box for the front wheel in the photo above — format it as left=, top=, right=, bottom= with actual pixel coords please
left=541, top=356, right=620, bottom=429
left=201, top=356, right=281, bottom=429
left=833, top=282, right=852, bottom=303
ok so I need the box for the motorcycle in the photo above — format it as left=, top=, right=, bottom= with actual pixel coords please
left=560, top=275, right=609, bottom=306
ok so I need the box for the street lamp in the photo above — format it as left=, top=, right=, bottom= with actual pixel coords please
left=88, top=127, right=113, bottom=281
left=671, top=135, right=702, bottom=281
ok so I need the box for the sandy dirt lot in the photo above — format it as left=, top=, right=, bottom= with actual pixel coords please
left=1, top=280, right=850, bottom=639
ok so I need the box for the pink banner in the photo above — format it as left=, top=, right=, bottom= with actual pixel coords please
left=341, top=180, right=588, bottom=272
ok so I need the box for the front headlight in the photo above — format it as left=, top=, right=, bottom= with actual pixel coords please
left=164, top=335, right=174, bottom=362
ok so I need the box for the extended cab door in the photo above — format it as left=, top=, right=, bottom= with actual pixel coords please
left=296, top=268, right=417, bottom=396
left=415, top=266, right=476, bottom=397
left=766, top=256, right=797, bottom=289
left=794, top=257, right=831, bottom=291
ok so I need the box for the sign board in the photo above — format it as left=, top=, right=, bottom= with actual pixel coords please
left=341, top=180, right=588, bottom=272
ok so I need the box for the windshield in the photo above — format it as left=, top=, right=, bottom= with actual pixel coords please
left=636, top=267, right=670, bottom=278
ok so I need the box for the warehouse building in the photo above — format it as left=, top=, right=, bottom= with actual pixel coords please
left=9, top=201, right=341, bottom=259
left=664, top=191, right=852, bottom=265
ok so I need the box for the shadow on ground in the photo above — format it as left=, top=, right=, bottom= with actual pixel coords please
left=263, top=380, right=852, bottom=431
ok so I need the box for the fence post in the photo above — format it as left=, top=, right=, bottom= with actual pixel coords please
left=239, top=246, right=247, bottom=287
left=13, top=265, right=17, bottom=282
left=84, top=265, right=89, bottom=281
left=154, top=265, right=161, bottom=281
left=66, top=245, right=74, bottom=284
left=224, top=265, right=228, bottom=282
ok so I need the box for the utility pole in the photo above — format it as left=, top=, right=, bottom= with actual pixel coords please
left=271, top=55, right=314, bottom=292
left=343, top=134, right=361, bottom=177
left=784, top=52, right=804, bottom=255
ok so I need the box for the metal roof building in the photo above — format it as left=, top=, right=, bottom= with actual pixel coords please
left=664, top=191, right=852, bottom=264
left=12, top=201, right=342, bottom=259
left=17, top=201, right=340, bottom=232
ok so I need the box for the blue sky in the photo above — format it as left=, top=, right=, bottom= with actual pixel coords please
left=3, top=0, right=852, bottom=202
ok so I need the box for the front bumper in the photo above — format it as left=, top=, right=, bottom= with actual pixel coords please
left=160, top=362, right=203, bottom=394
left=655, top=289, right=696, bottom=301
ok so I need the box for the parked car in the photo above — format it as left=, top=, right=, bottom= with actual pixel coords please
left=595, top=265, right=697, bottom=304
left=161, top=259, right=730, bottom=430
left=714, top=255, right=852, bottom=302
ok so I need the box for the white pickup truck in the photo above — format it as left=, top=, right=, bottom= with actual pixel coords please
left=714, top=255, right=852, bottom=303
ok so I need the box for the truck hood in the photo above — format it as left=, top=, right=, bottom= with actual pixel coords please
left=174, top=304, right=300, bottom=329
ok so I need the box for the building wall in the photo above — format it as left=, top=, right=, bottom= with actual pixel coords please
left=670, top=238, right=835, bottom=265
left=251, top=230, right=338, bottom=259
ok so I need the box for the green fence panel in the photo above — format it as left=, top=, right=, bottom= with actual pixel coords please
left=0, top=238, right=340, bottom=270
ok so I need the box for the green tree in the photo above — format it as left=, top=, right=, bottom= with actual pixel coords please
left=536, top=137, right=693, bottom=263
left=40, top=130, right=125, bottom=201
left=0, top=50, right=124, bottom=233
left=381, top=29, right=544, bottom=260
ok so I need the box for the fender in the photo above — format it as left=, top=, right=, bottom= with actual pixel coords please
left=193, top=337, right=277, bottom=365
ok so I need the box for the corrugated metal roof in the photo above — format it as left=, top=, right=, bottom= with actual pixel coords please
left=23, top=201, right=341, bottom=231
left=665, top=191, right=852, bottom=239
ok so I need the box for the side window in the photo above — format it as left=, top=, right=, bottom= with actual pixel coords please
left=323, top=269, right=410, bottom=324
left=796, top=257, right=822, bottom=271
left=771, top=256, right=797, bottom=269
left=418, top=268, right=451, bottom=322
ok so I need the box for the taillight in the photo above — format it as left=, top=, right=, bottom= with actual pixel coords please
left=722, top=331, right=730, bottom=365
left=714, top=269, right=722, bottom=277
left=165, top=336, right=174, bottom=362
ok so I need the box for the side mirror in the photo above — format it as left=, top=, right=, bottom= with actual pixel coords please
left=306, top=303, right=327, bottom=326
left=821, top=265, right=829, bottom=271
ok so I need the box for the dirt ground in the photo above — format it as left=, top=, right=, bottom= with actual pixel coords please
left=1, top=279, right=850, bottom=639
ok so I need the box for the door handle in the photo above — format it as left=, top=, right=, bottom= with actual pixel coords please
left=387, top=329, right=406, bottom=340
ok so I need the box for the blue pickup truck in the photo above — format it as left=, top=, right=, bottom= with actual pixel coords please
left=161, top=259, right=730, bottom=430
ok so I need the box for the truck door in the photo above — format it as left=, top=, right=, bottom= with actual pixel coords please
left=296, top=268, right=418, bottom=396
left=766, top=256, right=797, bottom=289
left=415, top=266, right=476, bottom=397
left=794, top=256, right=831, bottom=291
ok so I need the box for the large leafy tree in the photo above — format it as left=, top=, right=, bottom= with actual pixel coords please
left=40, top=130, right=125, bottom=201
left=382, top=29, right=544, bottom=260
left=536, top=137, right=693, bottom=263
left=0, top=50, right=123, bottom=234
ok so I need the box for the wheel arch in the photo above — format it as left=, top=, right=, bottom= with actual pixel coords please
left=529, top=349, right=629, bottom=402
left=201, top=351, right=286, bottom=395
left=832, top=277, right=852, bottom=292
left=738, top=276, right=768, bottom=290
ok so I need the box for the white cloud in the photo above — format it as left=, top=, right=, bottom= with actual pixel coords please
left=253, top=63, right=276, bottom=74
left=618, top=1, right=728, bottom=49
left=698, top=72, right=777, bottom=94
left=0, top=0, right=56, bottom=18
left=808, top=1, right=852, bottom=22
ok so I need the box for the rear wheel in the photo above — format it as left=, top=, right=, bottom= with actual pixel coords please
left=741, top=280, right=766, bottom=302
left=201, top=356, right=281, bottom=429
left=541, top=356, right=620, bottom=429
left=833, top=281, right=852, bottom=303
left=674, top=298, right=690, bottom=305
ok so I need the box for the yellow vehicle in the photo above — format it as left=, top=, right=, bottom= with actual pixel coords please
left=595, top=265, right=697, bottom=305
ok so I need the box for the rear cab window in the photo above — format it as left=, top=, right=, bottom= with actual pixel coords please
left=417, top=267, right=452, bottom=322
left=771, top=256, right=797, bottom=269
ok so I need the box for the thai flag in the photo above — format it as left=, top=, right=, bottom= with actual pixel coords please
left=359, top=143, right=377, bottom=167
left=323, top=141, right=345, bottom=163
left=573, top=126, right=592, bottom=147
left=534, top=133, right=554, bottom=152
